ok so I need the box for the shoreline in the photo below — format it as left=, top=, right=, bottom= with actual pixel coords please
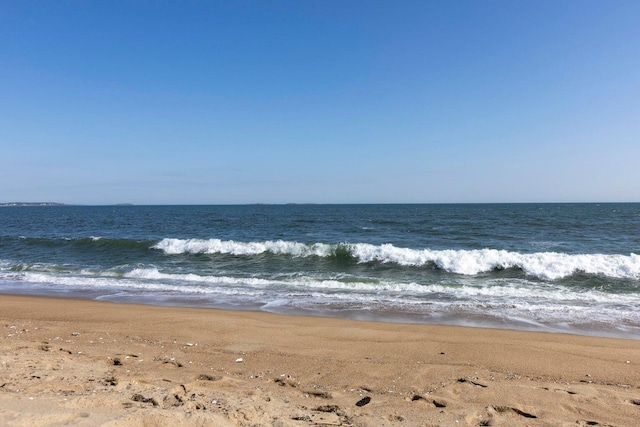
left=4, top=289, right=638, bottom=341
left=2, top=294, right=640, bottom=426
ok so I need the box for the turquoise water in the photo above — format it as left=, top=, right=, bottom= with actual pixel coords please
left=1, top=204, right=639, bottom=338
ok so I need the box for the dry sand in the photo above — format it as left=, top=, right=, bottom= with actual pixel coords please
left=1, top=294, right=639, bottom=426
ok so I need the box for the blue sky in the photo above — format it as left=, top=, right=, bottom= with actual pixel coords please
left=1, top=1, right=639, bottom=204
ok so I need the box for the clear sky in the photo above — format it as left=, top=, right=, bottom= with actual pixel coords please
left=1, top=1, right=639, bottom=205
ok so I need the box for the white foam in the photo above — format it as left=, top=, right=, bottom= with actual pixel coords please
left=3, top=268, right=638, bottom=336
left=16, top=271, right=259, bottom=297
left=153, top=238, right=640, bottom=280
left=125, top=268, right=273, bottom=286
left=14, top=266, right=637, bottom=308
left=153, top=238, right=333, bottom=257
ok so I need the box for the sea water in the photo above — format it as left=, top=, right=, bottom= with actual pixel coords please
left=1, top=204, right=639, bottom=338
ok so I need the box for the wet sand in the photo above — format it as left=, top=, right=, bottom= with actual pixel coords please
left=1, top=294, right=639, bottom=426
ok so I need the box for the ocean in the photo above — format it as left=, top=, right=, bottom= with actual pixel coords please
left=1, top=204, right=639, bottom=338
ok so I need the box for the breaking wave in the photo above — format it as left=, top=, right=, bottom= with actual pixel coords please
left=153, top=238, right=640, bottom=280
left=6, top=267, right=638, bottom=307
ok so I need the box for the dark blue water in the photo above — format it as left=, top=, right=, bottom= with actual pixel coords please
left=1, top=204, right=639, bottom=338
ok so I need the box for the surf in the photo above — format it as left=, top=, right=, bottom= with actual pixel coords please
left=152, top=238, right=640, bottom=281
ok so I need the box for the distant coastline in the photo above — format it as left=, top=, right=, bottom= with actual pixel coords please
left=0, top=202, right=136, bottom=207
left=0, top=202, right=67, bottom=207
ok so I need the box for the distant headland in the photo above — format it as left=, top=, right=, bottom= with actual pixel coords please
left=0, top=202, right=136, bottom=207
left=0, top=202, right=68, bottom=207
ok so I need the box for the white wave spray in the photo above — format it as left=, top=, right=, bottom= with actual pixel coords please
left=153, top=238, right=640, bottom=280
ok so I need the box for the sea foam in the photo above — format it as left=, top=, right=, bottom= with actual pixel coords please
left=12, top=268, right=639, bottom=307
left=153, top=238, right=640, bottom=280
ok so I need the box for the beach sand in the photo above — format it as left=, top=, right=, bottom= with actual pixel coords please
left=1, top=295, right=639, bottom=426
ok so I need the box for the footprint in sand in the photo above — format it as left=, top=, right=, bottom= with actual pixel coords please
left=197, top=374, right=222, bottom=381
left=576, top=420, right=615, bottom=427
left=409, top=394, right=447, bottom=408
left=541, top=386, right=577, bottom=395
left=457, top=378, right=488, bottom=388
left=303, top=389, right=332, bottom=399
left=490, top=405, right=537, bottom=419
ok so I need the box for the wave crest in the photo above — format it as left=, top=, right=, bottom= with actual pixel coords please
left=152, top=238, right=640, bottom=280
left=153, top=238, right=335, bottom=257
